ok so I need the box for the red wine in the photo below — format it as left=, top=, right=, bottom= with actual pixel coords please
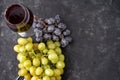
left=5, top=3, right=33, bottom=32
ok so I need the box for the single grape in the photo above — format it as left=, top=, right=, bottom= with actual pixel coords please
left=35, top=67, right=43, bottom=75
left=47, top=49, right=56, bottom=55
left=19, top=55, right=27, bottom=63
left=55, top=47, right=62, bottom=55
left=48, top=53, right=58, bottom=61
left=36, top=23, right=44, bottom=29
left=45, top=18, right=55, bottom=24
left=54, top=28, right=61, bottom=36
left=61, top=38, right=69, bottom=47
left=58, top=23, right=66, bottom=31
left=55, top=15, right=60, bottom=23
left=33, top=58, right=40, bottom=67
left=63, top=29, right=71, bottom=36
left=27, top=37, right=33, bottom=43
left=18, top=38, right=28, bottom=45
left=31, top=76, right=39, bottom=80
left=47, top=40, right=53, bottom=45
left=30, top=66, right=36, bottom=76
left=56, top=76, right=62, bottom=80
left=45, top=68, right=54, bottom=76
left=19, top=46, right=26, bottom=52
left=24, top=73, right=31, bottom=80
left=47, top=25, right=55, bottom=32
left=56, top=61, right=65, bottom=69
left=41, top=57, right=48, bottom=65
left=25, top=43, right=33, bottom=51
left=54, top=41, right=61, bottom=47
left=43, top=76, right=50, bottom=80
left=43, top=49, right=48, bottom=54
left=43, top=65, right=50, bottom=69
left=18, top=68, right=27, bottom=76
left=23, top=60, right=32, bottom=67
left=48, top=43, right=56, bottom=49
left=43, top=34, right=51, bottom=40
left=58, top=54, right=65, bottom=61
left=14, top=45, right=21, bottom=52
left=18, top=63, right=24, bottom=69
left=54, top=69, right=61, bottom=76
left=52, top=35, right=59, bottom=41
left=65, top=36, right=72, bottom=42
left=38, top=42, right=46, bottom=51
left=50, top=76, right=56, bottom=80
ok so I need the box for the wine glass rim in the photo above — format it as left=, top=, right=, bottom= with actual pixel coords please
left=4, top=3, right=27, bottom=25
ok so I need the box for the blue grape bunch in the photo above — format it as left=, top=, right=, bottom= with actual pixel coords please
left=32, top=15, right=72, bottom=47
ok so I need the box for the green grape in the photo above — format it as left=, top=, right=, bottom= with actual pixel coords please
left=45, top=68, right=54, bottom=76
left=18, top=68, right=27, bottom=76
left=41, top=57, right=48, bottom=65
left=31, top=76, right=39, bottom=80
left=23, top=60, right=32, bottom=67
left=19, top=55, right=27, bottom=63
left=30, top=66, right=36, bottom=76
left=51, top=59, right=58, bottom=64
left=56, top=76, right=61, bottom=80
left=59, top=69, right=64, bottom=75
left=54, top=69, right=61, bottom=76
left=56, top=61, right=65, bottom=69
left=36, top=53, right=42, bottom=58
left=55, top=47, right=62, bottom=55
left=25, top=43, right=33, bottom=51
left=19, top=46, right=26, bottom=52
left=47, top=40, right=53, bottom=45
left=27, top=37, right=33, bottom=43
left=58, top=54, right=65, bottom=61
left=47, top=50, right=56, bottom=55
left=33, top=43, right=39, bottom=50
left=18, top=63, right=24, bottom=69
left=37, top=79, right=42, bottom=80
left=50, top=76, right=56, bottom=80
left=13, top=45, right=21, bottom=52
left=17, top=53, right=22, bottom=61
left=33, top=58, right=40, bottom=67
left=38, top=42, right=46, bottom=51
left=43, top=76, right=50, bottom=80
left=35, top=67, right=43, bottom=75
left=48, top=53, right=58, bottom=61
left=24, top=73, right=31, bottom=80
left=48, top=43, right=56, bottom=49
left=43, top=65, right=50, bottom=69
left=54, top=41, right=61, bottom=47
left=43, top=49, right=48, bottom=54
left=18, top=38, right=28, bottom=45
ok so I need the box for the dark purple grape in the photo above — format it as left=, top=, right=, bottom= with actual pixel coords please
left=52, top=35, right=59, bottom=41
left=55, top=15, right=60, bottom=23
left=45, top=18, right=55, bottom=24
left=36, top=37, right=43, bottom=42
left=54, top=28, right=61, bottom=36
left=65, top=36, right=72, bottom=42
left=43, top=34, right=51, bottom=39
left=58, top=23, right=66, bottom=31
left=61, top=38, right=69, bottom=47
left=63, top=29, right=71, bottom=36
left=47, top=25, right=55, bottom=32
left=36, top=23, right=44, bottom=28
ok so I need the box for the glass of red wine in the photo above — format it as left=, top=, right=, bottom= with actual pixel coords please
left=4, top=3, right=34, bottom=37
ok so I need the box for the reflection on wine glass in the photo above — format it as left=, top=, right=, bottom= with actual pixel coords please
left=4, top=3, right=34, bottom=37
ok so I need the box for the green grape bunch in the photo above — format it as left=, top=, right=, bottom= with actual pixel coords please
left=13, top=37, right=65, bottom=80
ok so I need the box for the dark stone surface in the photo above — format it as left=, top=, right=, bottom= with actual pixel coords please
left=0, top=0, right=120, bottom=80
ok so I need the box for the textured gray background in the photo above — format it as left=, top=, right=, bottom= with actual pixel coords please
left=0, top=0, right=120, bottom=80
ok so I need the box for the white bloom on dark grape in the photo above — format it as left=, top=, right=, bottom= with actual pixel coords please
left=47, top=25, right=55, bottom=32
left=45, top=18, right=55, bottom=24
left=58, top=23, right=66, bottom=31
left=61, top=38, right=69, bottom=47
left=43, top=34, right=51, bottom=39
left=52, top=35, right=59, bottom=41
left=63, top=29, right=71, bottom=36
left=55, top=15, right=60, bottom=23
left=54, top=28, right=61, bottom=36
left=65, top=36, right=72, bottom=42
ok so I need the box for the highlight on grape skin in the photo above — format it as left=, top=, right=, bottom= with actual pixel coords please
left=13, top=37, right=65, bottom=80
